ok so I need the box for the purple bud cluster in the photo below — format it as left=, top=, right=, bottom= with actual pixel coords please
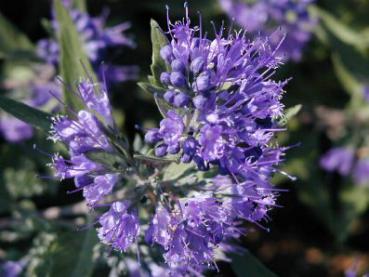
left=320, top=147, right=369, bottom=185
left=146, top=8, right=287, bottom=177
left=140, top=5, right=290, bottom=270
left=49, top=4, right=291, bottom=274
left=50, top=80, right=141, bottom=251
left=219, top=0, right=317, bottom=61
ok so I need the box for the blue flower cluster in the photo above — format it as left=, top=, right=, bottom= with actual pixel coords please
left=49, top=4, right=291, bottom=274
left=219, top=0, right=317, bottom=61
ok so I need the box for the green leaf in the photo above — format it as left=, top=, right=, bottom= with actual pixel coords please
left=0, top=12, right=34, bottom=58
left=279, top=104, right=302, bottom=126
left=0, top=95, right=52, bottom=132
left=133, top=154, right=176, bottom=164
left=231, top=252, right=277, bottom=277
left=54, top=0, right=97, bottom=112
left=72, top=0, right=87, bottom=12
left=312, top=6, right=369, bottom=52
left=162, top=162, right=194, bottom=181
left=28, top=229, right=98, bottom=277
left=154, top=94, right=172, bottom=118
left=138, top=82, right=166, bottom=95
left=149, top=19, right=170, bottom=85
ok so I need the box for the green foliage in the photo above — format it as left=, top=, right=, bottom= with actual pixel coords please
left=0, top=12, right=35, bottom=60
left=149, top=19, right=170, bottom=85
left=54, top=0, right=97, bottom=112
left=0, top=95, right=52, bottom=132
left=27, top=229, right=98, bottom=277
left=139, top=19, right=171, bottom=118
left=231, top=252, right=277, bottom=277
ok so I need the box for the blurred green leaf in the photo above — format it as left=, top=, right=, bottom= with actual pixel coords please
left=0, top=95, right=52, bottom=132
left=162, top=162, right=194, bottom=181
left=133, top=154, right=175, bottom=164
left=153, top=93, right=172, bottom=118
left=149, top=19, right=170, bottom=86
left=0, top=12, right=34, bottom=59
left=54, top=0, right=97, bottom=112
left=312, top=6, right=369, bottom=52
left=138, top=82, right=166, bottom=95
left=72, top=0, right=87, bottom=12
left=27, top=229, right=98, bottom=277
left=279, top=104, right=302, bottom=126
left=231, top=252, right=277, bottom=277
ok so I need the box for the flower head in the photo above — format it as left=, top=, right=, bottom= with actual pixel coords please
left=48, top=4, right=291, bottom=273
left=145, top=6, right=288, bottom=180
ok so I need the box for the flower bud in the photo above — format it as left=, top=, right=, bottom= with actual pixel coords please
left=160, top=45, right=172, bottom=63
left=173, top=92, right=190, bottom=107
left=167, top=143, right=180, bottom=154
left=190, top=56, right=205, bottom=75
left=171, top=59, right=186, bottom=72
left=163, top=90, right=175, bottom=103
left=155, top=144, right=168, bottom=157
left=145, top=129, right=161, bottom=144
left=160, top=72, right=171, bottom=85
left=170, top=72, right=186, bottom=87
left=193, top=95, right=207, bottom=109
left=195, top=71, right=211, bottom=92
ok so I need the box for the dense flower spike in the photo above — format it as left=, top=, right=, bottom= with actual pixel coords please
left=49, top=4, right=291, bottom=274
left=141, top=3, right=290, bottom=269
left=146, top=5, right=287, bottom=179
left=219, top=0, right=317, bottom=61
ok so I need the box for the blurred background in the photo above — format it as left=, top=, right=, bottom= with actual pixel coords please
left=0, top=0, right=369, bottom=276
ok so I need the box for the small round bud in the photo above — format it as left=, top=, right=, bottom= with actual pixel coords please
left=167, top=143, right=180, bottom=154
left=170, top=72, right=186, bottom=87
left=160, top=45, right=172, bottom=63
left=193, top=95, right=207, bottom=109
left=160, top=72, right=171, bottom=85
left=195, top=71, right=211, bottom=92
left=181, top=153, right=192, bottom=163
left=183, top=136, right=197, bottom=156
left=163, top=90, right=175, bottom=103
left=173, top=92, right=190, bottom=107
left=190, top=56, right=205, bottom=75
left=145, top=129, right=160, bottom=144
left=171, top=59, right=186, bottom=72
left=155, top=144, right=168, bottom=157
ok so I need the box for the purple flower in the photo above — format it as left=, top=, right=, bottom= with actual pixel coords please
left=1, top=261, right=25, bottom=277
left=0, top=115, right=33, bottom=142
left=146, top=6, right=288, bottom=180
left=320, top=147, right=355, bottom=176
left=363, top=86, right=369, bottom=102
left=98, top=201, right=140, bottom=251
left=353, top=159, right=369, bottom=185
left=49, top=80, right=123, bottom=208
left=140, top=5, right=291, bottom=269
left=46, top=4, right=292, bottom=273
left=219, top=0, right=317, bottom=61
left=0, top=65, right=61, bottom=143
